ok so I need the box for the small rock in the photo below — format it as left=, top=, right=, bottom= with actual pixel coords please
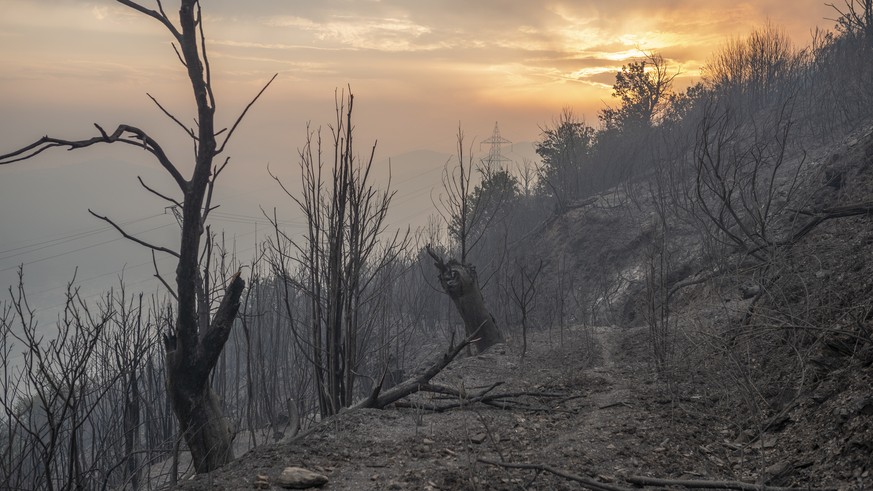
left=422, top=438, right=434, bottom=445
left=761, top=461, right=791, bottom=484
left=759, top=434, right=778, bottom=449
left=740, top=283, right=761, bottom=299
left=736, top=429, right=756, bottom=444
left=276, top=467, right=328, bottom=489
left=470, top=432, right=487, bottom=444
left=854, top=396, right=873, bottom=416
left=254, top=474, right=270, bottom=489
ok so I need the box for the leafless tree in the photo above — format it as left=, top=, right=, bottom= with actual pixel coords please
left=434, top=125, right=500, bottom=263
left=269, top=90, right=409, bottom=417
left=0, top=270, right=117, bottom=490
left=507, top=259, right=544, bottom=360
left=0, top=1, right=275, bottom=473
left=692, top=93, right=807, bottom=263
left=517, top=158, right=539, bottom=198
left=810, top=9, right=873, bottom=134
left=704, top=22, right=804, bottom=102
left=98, top=283, right=154, bottom=489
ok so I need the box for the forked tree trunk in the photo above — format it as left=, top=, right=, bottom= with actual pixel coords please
left=164, top=273, right=244, bottom=472
left=426, top=246, right=503, bottom=352
left=167, top=384, right=233, bottom=471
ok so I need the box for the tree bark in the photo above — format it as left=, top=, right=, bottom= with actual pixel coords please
left=164, top=272, right=244, bottom=472
left=426, top=245, right=503, bottom=352
left=167, top=384, right=233, bottom=472
left=122, top=368, right=140, bottom=489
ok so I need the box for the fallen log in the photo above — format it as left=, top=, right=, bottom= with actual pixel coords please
left=478, top=458, right=631, bottom=491
left=626, top=475, right=837, bottom=491
left=392, top=383, right=565, bottom=412
left=352, top=332, right=474, bottom=410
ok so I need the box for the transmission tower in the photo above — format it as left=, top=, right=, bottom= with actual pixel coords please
left=480, top=121, right=512, bottom=173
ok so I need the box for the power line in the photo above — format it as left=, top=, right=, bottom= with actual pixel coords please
left=0, top=213, right=166, bottom=259
left=0, top=222, right=177, bottom=273
left=3, top=155, right=447, bottom=308
left=34, top=228, right=264, bottom=311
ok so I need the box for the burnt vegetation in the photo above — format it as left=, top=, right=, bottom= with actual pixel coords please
left=1, top=1, right=873, bottom=490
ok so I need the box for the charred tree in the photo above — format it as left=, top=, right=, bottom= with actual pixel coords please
left=507, top=259, right=544, bottom=360
left=0, top=0, right=274, bottom=473
left=268, top=90, right=408, bottom=417
left=426, top=245, right=504, bottom=352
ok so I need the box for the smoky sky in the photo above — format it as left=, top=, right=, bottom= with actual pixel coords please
left=0, top=0, right=837, bottom=318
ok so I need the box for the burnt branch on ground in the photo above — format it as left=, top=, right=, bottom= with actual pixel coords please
left=393, top=383, right=566, bottom=412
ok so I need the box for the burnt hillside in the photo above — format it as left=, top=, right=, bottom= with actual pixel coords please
left=177, top=125, right=873, bottom=490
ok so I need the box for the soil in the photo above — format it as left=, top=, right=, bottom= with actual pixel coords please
left=177, top=323, right=870, bottom=490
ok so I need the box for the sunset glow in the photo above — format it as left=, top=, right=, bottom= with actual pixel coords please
left=0, top=0, right=835, bottom=157
left=0, top=0, right=842, bottom=310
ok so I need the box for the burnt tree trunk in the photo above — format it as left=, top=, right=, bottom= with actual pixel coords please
left=122, top=367, right=141, bottom=489
left=164, top=273, right=244, bottom=472
left=426, top=245, right=503, bottom=352
left=159, top=0, right=249, bottom=473
left=0, top=0, right=276, bottom=474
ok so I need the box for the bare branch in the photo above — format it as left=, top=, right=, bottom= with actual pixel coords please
left=0, top=124, right=188, bottom=191
left=392, top=382, right=513, bottom=412
left=152, top=250, right=179, bottom=301
left=147, top=93, right=196, bottom=140
left=626, top=475, right=836, bottom=491
left=138, top=176, right=183, bottom=208
left=352, top=331, right=474, bottom=410
left=478, top=459, right=632, bottom=491
left=171, top=42, right=188, bottom=67
left=115, top=0, right=181, bottom=39
left=215, top=73, right=278, bottom=155
left=425, top=243, right=447, bottom=272
left=201, top=157, right=229, bottom=225
left=89, top=209, right=181, bottom=258
left=214, top=155, right=230, bottom=177
left=155, top=0, right=168, bottom=19
left=786, top=201, right=873, bottom=244
left=196, top=2, right=216, bottom=110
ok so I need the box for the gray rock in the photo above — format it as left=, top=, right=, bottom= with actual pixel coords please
left=276, top=467, right=328, bottom=489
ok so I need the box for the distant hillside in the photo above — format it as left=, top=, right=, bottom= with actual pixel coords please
left=523, top=122, right=873, bottom=488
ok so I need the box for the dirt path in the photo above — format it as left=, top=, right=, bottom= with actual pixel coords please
left=181, top=325, right=726, bottom=490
